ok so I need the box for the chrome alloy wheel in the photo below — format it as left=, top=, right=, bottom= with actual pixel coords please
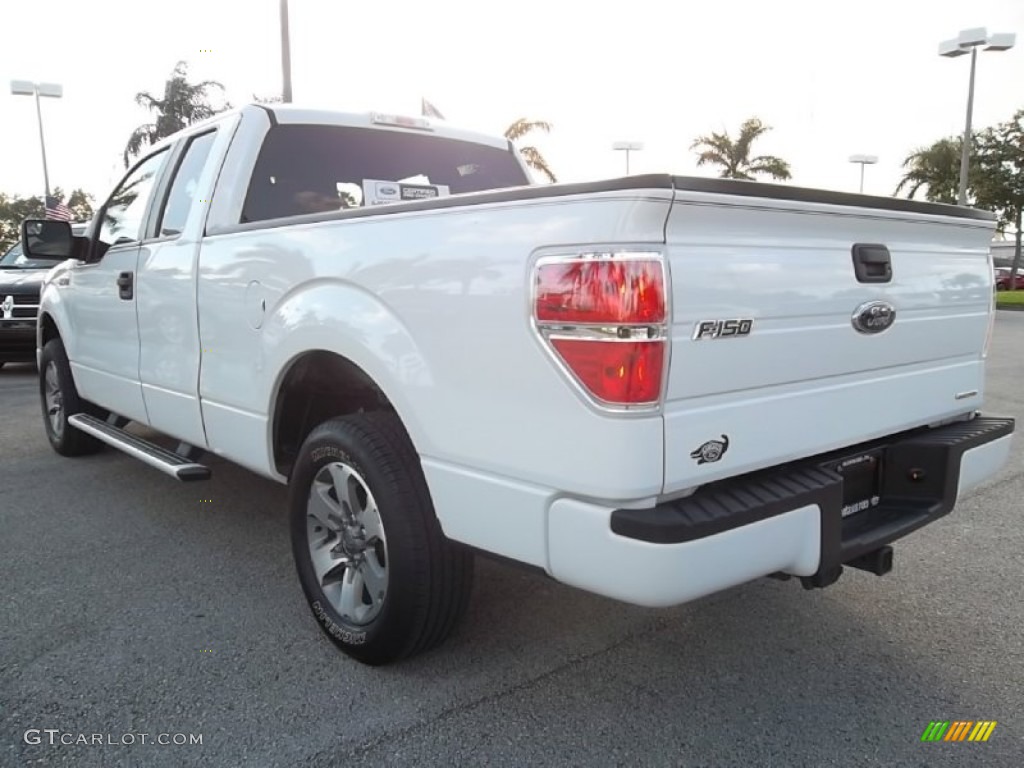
left=306, top=461, right=389, bottom=625
left=44, top=360, right=64, bottom=439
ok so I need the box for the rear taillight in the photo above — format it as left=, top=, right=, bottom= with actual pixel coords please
left=536, top=259, right=666, bottom=324
left=533, top=252, right=668, bottom=408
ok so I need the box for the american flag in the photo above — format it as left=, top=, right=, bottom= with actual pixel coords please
left=421, top=98, right=445, bottom=120
left=45, top=195, right=73, bottom=222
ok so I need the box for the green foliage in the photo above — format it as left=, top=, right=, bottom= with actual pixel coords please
left=66, top=189, right=96, bottom=223
left=124, top=61, right=230, bottom=167
left=900, top=109, right=1024, bottom=275
left=974, top=109, right=1024, bottom=277
left=690, top=118, right=792, bottom=181
left=504, top=119, right=557, bottom=183
left=0, top=188, right=94, bottom=253
left=894, top=137, right=972, bottom=203
left=973, top=110, right=1024, bottom=230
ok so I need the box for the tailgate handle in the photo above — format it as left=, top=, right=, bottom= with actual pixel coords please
left=851, top=243, right=892, bottom=284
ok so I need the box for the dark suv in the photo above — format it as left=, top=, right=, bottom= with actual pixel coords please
left=0, top=224, right=86, bottom=368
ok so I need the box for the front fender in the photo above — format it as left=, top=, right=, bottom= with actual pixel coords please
left=36, top=260, right=77, bottom=365
left=260, top=279, right=435, bottom=455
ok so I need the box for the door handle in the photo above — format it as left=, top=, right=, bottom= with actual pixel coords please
left=117, top=271, right=134, bottom=300
left=851, top=244, right=892, bottom=284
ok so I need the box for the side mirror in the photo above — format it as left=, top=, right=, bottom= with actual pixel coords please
left=21, top=219, right=74, bottom=260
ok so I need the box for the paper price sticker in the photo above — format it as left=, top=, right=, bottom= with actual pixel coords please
left=363, top=179, right=450, bottom=207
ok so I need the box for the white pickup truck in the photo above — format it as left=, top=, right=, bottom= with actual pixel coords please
left=22, top=104, right=1014, bottom=665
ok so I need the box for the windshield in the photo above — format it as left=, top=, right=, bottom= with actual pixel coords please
left=0, top=241, right=53, bottom=269
left=241, top=124, right=530, bottom=223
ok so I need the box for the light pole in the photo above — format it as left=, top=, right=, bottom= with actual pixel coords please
left=10, top=80, right=63, bottom=199
left=280, top=0, right=293, bottom=103
left=848, top=154, right=878, bottom=194
left=612, top=141, right=644, bottom=175
left=939, top=28, right=1016, bottom=206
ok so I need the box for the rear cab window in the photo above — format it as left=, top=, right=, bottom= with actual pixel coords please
left=241, top=125, right=529, bottom=224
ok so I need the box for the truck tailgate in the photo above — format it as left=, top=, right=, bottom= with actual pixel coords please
left=661, top=185, right=996, bottom=495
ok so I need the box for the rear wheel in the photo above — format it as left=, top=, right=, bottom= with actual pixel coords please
left=39, top=338, right=104, bottom=456
left=289, top=412, right=474, bottom=665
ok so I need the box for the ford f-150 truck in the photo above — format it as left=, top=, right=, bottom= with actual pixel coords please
left=21, top=104, right=1015, bottom=665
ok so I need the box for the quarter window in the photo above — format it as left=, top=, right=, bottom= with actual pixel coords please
left=159, top=131, right=218, bottom=237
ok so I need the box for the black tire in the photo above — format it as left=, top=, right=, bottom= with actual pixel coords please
left=289, top=411, right=474, bottom=665
left=39, top=338, right=105, bottom=456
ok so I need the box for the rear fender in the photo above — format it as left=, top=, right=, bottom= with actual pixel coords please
left=261, top=280, right=434, bottom=455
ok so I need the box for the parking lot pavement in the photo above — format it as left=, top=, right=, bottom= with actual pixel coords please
left=2, top=314, right=1022, bottom=768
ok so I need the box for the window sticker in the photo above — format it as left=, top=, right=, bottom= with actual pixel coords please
left=362, top=179, right=451, bottom=206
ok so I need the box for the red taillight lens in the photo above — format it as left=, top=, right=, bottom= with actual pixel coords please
left=534, top=254, right=667, bottom=407
left=536, top=259, right=665, bottom=324
left=550, top=339, right=664, bottom=404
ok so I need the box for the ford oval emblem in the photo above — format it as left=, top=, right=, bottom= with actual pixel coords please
left=851, top=300, right=896, bottom=334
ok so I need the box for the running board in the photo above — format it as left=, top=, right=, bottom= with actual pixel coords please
left=67, top=414, right=211, bottom=482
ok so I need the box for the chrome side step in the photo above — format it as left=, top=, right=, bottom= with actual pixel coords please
left=67, top=413, right=211, bottom=482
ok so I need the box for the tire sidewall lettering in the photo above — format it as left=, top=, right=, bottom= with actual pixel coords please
left=310, top=445, right=350, bottom=465
left=311, top=600, right=368, bottom=646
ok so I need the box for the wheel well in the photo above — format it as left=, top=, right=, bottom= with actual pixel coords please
left=40, top=313, right=60, bottom=347
left=272, top=351, right=395, bottom=477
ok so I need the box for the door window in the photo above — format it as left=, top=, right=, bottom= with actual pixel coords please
left=96, top=150, right=169, bottom=257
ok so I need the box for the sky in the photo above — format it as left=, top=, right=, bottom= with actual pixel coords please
left=1, top=0, right=1022, bottom=206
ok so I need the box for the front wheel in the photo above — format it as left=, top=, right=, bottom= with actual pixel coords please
left=39, top=338, right=105, bottom=456
left=289, top=412, right=474, bottom=665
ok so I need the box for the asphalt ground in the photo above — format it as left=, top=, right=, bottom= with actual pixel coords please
left=2, top=314, right=1022, bottom=767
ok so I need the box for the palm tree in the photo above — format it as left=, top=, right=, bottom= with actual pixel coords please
left=690, top=117, right=792, bottom=181
left=894, top=138, right=963, bottom=203
left=505, top=118, right=557, bottom=183
left=123, top=61, right=229, bottom=167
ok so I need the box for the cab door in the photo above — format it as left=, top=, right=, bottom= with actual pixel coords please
left=135, top=127, right=224, bottom=447
left=65, top=149, right=172, bottom=424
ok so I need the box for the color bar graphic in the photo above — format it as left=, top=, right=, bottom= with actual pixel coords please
left=921, top=720, right=997, bottom=742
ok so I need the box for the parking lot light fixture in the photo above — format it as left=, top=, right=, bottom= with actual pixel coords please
left=10, top=80, right=63, bottom=198
left=938, top=28, right=1017, bottom=206
left=612, top=141, right=644, bottom=175
left=848, top=154, right=878, bottom=194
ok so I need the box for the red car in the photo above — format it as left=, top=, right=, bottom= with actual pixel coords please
left=995, top=268, right=1024, bottom=291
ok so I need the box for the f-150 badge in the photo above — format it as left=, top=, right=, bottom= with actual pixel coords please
left=692, top=318, right=753, bottom=340
left=691, top=435, right=730, bottom=465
